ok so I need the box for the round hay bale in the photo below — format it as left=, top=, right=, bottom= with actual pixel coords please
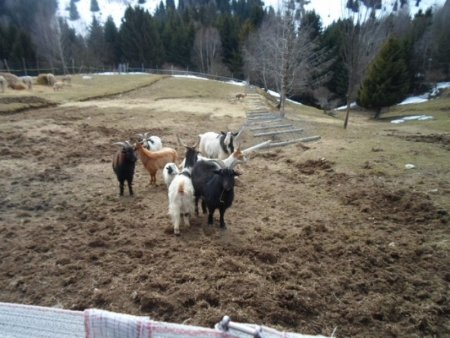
left=36, top=73, right=49, bottom=85
left=10, top=82, right=27, bottom=90
left=0, top=72, right=21, bottom=87
left=36, top=73, right=56, bottom=86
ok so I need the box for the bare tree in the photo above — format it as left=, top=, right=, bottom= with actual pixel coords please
left=192, top=26, right=222, bottom=74
left=244, top=0, right=331, bottom=116
left=31, top=6, right=67, bottom=72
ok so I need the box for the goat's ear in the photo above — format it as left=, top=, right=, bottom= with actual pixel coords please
left=220, top=131, right=226, bottom=135
left=232, top=132, right=239, bottom=137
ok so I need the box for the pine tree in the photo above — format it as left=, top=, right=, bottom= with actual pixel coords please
left=357, top=38, right=410, bottom=118
left=90, top=0, right=100, bottom=12
left=69, top=0, right=80, bottom=21
left=87, top=16, right=106, bottom=65
left=104, top=16, right=120, bottom=66
left=119, top=6, right=165, bottom=68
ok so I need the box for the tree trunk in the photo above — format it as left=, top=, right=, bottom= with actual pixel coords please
left=374, top=108, right=382, bottom=119
left=343, top=95, right=350, bottom=129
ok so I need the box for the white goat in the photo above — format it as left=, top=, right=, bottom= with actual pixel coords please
left=62, top=74, right=72, bottom=85
left=167, top=140, right=198, bottom=235
left=0, top=75, right=6, bottom=93
left=137, top=133, right=163, bottom=151
left=46, top=73, right=56, bottom=86
left=163, top=163, right=179, bottom=187
left=53, top=81, right=64, bottom=91
left=168, top=169, right=195, bottom=235
left=20, top=76, right=33, bottom=90
left=198, top=128, right=244, bottom=160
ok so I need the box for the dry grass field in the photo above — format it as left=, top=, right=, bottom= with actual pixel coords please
left=0, top=75, right=449, bottom=337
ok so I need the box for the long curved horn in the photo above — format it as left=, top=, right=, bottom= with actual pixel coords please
left=136, top=133, right=144, bottom=139
left=177, top=135, right=187, bottom=147
left=235, top=126, right=245, bottom=141
left=125, top=140, right=132, bottom=147
left=113, top=142, right=128, bottom=147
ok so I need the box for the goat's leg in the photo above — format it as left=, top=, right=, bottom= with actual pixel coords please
left=194, top=196, right=200, bottom=215
left=219, top=207, right=227, bottom=228
left=127, top=179, right=134, bottom=196
left=171, top=212, right=181, bottom=235
left=207, top=209, right=214, bottom=226
left=119, top=180, right=124, bottom=196
left=201, top=199, right=207, bottom=214
left=183, top=213, right=190, bottom=227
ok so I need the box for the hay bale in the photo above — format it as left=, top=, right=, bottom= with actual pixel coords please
left=0, top=72, right=20, bottom=87
left=36, top=73, right=56, bottom=86
left=36, top=73, right=49, bottom=85
left=10, top=82, right=27, bottom=90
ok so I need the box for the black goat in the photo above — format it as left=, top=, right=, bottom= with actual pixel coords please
left=191, top=160, right=240, bottom=228
left=112, top=141, right=137, bottom=196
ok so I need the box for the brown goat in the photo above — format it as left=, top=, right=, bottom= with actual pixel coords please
left=135, top=142, right=178, bottom=185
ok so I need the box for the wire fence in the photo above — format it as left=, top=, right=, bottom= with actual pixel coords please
left=0, top=62, right=247, bottom=85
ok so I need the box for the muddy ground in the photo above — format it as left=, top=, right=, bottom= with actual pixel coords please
left=0, top=78, right=449, bottom=337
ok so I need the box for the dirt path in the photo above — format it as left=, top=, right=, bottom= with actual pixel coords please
left=0, top=79, right=449, bottom=337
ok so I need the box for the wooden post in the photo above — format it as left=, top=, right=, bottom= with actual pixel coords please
left=3, top=59, right=10, bottom=72
left=22, top=58, right=27, bottom=75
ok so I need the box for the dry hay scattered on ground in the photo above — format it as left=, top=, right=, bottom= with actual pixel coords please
left=0, top=77, right=449, bottom=338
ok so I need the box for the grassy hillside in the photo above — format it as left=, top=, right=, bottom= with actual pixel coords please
left=0, top=74, right=164, bottom=113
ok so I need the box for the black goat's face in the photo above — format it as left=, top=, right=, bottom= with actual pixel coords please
left=184, top=146, right=199, bottom=169
left=214, top=168, right=240, bottom=191
left=123, top=146, right=137, bottom=162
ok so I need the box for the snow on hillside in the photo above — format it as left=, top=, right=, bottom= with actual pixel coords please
left=58, top=0, right=446, bottom=36
left=302, top=0, right=445, bottom=27
left=58, top=0, right=159, bottom=35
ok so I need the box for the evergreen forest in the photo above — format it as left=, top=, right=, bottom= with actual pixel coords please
left=0, top=0, right=449, bottom=111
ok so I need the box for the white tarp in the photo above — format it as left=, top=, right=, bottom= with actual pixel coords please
left=0, top=302, right=330, bottom=338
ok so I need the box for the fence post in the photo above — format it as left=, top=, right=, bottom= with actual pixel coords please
left=3, top=59, right=10, bottom=72
left=22, top=58, right=28, bottom=75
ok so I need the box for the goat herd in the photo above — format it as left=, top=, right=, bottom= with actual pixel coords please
left=112, top=130, right=248, bottom=235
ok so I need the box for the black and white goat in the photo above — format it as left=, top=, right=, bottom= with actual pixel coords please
left=112, top=141, right=137, bottom=196
left=167, top=137, right=199, bottom=235
left=191, top=160, right=240, bottom=228
left=198, top=128, right=243, bottom=160
left=137, top=132, right=162, bottom=151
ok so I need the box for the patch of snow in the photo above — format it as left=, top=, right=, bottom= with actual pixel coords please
left=96, top=72, right=147, bottom=75
left=172, top=75, right=208, bottom=80
left=398, top=95, right=429, bottom=105
left=391, top=115, right=433, bottom=124
left=336, top=102, right=357, bottom=110
left=225, top=80, right=247, bottom=86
